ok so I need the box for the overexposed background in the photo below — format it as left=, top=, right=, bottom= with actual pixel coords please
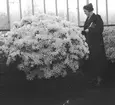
left=0, top=0, right=115, bottom=29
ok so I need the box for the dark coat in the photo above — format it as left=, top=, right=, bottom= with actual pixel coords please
left=82, top=13, right=107, bottom=78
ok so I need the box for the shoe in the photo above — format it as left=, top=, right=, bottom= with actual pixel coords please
left=88, top=76, right=103, bottom=87
left=95, top=76, right=103, bottom=86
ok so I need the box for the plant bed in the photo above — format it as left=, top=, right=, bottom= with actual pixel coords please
left=0, top=14, right=90, bottom=98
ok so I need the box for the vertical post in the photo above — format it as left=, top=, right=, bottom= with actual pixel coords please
left=105, top=0, right=108, bottom=25
left=32, top=0, right=34, bottom=15
left=6, top=0, right=10, bottom=29
left=77, top=0, right=80, bottom=26
left=66, top=0, right=69, bottom=21
left=43, top=0, right=46, bottom=13
left=19, top=0, right=22, bottom=19
left=86, top=0, right=89, bottom=4
left=55, top=0, right=58, bottom=16
left=96, top=0, right=98, bottom=14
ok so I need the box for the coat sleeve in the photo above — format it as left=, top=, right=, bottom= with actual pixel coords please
left=88, top=16, right=103, bottom=34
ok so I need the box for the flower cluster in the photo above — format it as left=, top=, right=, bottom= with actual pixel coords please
left=0, top=14, right=89, bottom=80
left=103, top=26, right=115, bottom=62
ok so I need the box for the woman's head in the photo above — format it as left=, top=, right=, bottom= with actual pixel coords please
left=83, top=3, right=94, bottom=16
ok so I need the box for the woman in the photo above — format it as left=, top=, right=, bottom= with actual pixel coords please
left=82, top=3, right=107, bottom=86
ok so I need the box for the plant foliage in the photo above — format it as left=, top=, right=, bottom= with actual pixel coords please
left=103, top=26, right=115, bottom=62
left=0, top=14, right=89, bottom=80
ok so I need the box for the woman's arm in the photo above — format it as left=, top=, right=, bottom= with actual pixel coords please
left=88, top=15, right=104, bottom=34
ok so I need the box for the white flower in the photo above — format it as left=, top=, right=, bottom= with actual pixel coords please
left=0, top=14, right=89, bottom=80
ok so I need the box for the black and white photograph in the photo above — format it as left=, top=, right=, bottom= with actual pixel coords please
left=0, top=0, right=115, bottom=105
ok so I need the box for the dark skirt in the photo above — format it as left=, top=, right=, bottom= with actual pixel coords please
left=83, top=44, right=108, bottom=79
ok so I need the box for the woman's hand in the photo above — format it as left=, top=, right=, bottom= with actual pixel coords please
left=81, top=29, right=89, bottom=35
left=81, top=30, right=86, bottom=35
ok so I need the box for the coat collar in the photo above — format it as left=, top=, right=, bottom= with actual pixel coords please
left=88, top=12, right=94, bottom=20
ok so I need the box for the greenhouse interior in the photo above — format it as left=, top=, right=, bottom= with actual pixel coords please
left=1, top=0, right=115, bottom=105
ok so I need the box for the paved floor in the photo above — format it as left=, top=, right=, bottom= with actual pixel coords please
left=1, top=62, right=115, bottom=105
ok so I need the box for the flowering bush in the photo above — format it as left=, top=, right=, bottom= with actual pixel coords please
left=0, top=14, right=89, bottom=80
left=0, top=32, right=8, bottom=62
left=103, top=26, right=115, bottom=62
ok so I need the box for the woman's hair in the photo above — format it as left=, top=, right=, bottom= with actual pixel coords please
left=83, top=3, right=94, bottom=12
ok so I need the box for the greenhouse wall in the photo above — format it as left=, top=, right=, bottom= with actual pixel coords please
left=0, top=0, right=115, bottom=30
